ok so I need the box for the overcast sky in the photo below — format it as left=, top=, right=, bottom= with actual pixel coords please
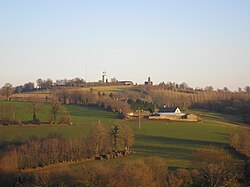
left=0, top=0, right=249, bottom=90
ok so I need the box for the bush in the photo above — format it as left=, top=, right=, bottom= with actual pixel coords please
left=195, top=147, right=243, bottom=187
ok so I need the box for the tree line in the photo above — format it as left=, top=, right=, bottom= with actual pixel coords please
left=55, top=85, right=250, bottom=122
left=1, top=147, right=245, bottom=187
left=158, top=81, right=250, bottom=93
left=0, top=123, right=134, bottom=171
left=2, top=80, right=250, bottom=123
left=141, top=86, right=250, bottom=123
left=37, top=77, right=86, bottom=89
left=0, top=99, right=70, bottom=125
left=56, top=89, right=131, bottom=118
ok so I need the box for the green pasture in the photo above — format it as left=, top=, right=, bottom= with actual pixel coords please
left=127, top=119, right=231, bottom=168
left=0, top=101, right=119, bottom=141
left=0, top=100, right=241, bottom=168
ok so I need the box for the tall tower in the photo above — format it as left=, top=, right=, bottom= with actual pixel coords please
left=102, top=71, right=107, bottom=83
left=148, top=77, right=151, bottom=82
left=145, top=76, right=153, bottom=85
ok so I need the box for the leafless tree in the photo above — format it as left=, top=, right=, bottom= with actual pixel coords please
left=59, top=105, right=71, bottom=124
left=0, top=104, right=16, bottom=125
left=195, top=147, right=242, bottom=187
left=27, top=100, right=44, bottom=124
left=2, top=83, right=13, bottom=101
left=48, top=99, right=61, bottom=124
left=119, top=124, right=135, bottom=151
left=86, top=122, right=110, bottom=156
left=245, top=86, right=250, bottom=93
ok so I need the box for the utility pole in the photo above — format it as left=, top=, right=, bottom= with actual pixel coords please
left=138, top=109, right=141, bottom=130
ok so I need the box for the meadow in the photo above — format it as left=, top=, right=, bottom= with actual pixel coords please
left=81, top=85, right=133, bottom=93
left=0, top=100, right=242, bottom=168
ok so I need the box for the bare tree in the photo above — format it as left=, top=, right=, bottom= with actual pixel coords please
left=119, top=124, right=135, bottom=151
left=116, top=160, right=155, bottom=187
left=110, top=77, right=118, bottom=83
left=179, top=82, right=189, bottom=90
left=245, top=86, right=250, bottom=93
left=48, top=99, right=61, bottom=124
left=111, top=124, right=119, bottom=152
left=0, top=104, right=16, bottom=125
left=56, top=88, right=69, bottom=104
left=86, top=122, right=109, bottom=156
left=120, top=103, right=131, bottom=118
left=204, top=86, right=214, bottom=92
left=195, top=147, right=242, bottom=187
left=36, top=78, right=43, bottom=89
left=27, top=100, right=44, bottom=124
left=223, top=87, right=230, bottom=92
left=14, top=85, right=23, bottom=94
left=2, top=83, right=13, bottom=101
left=59, top=105, right=71, bottom=124
left=46, top=79, right=53, bottom=89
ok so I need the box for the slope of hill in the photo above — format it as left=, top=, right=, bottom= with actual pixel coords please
left=0, top=100, right=242, bottom=169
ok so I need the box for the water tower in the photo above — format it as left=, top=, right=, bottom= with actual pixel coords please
left=102, top=71, right=107, bottom=83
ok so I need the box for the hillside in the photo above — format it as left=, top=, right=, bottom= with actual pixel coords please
left=0, top=100, right=242, bottom=169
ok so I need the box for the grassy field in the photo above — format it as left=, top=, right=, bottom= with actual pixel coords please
left=128, top=119, right=232, bottom=168
left=0, top=100, right=242, bottom=168
left=0, top=101, right=119, bottom=141
left=80, top=85, right=133, bottom=93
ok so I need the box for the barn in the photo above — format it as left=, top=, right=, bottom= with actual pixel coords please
left=157, top=107, right=182, bottom=116
left=149, top=106, right=198, bottom=121
left=149, top=107, right=184, bottom=120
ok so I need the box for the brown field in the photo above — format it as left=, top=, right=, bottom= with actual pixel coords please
left=9, top=93, right=52, bottom=102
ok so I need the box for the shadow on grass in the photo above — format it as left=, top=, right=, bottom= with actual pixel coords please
left=66, top=105, right=120, bottom=119
left=194, top=109, right=243, bottom=124
left=211, top=113, right=243, bottom=124
left=134, top=144, right=194, bottom=160
left=136, top=135, right=228, bottom=148
left=134, top=135, right=246, bottom=163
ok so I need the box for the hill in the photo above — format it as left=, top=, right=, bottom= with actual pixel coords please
left=0, top=100, right=242, bottom=169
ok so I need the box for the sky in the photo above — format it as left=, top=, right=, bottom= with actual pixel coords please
left=0, top=0, right=250, bottom=90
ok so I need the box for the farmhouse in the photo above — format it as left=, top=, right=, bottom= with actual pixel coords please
left=149, top=107, right=198, bottom=121
left=149, top=107, right=183, bottom=120
left=158, top=107, right=182, bottom=116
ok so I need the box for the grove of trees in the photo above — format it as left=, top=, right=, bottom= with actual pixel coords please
left=0, top=104, right=16, bottom=125
left=0, top=100, right=71, bottom=125
left=0, top=123, right=134, bottom=171
left=0, top=148, right=244, bottom=187
left=56, top=89, right=131, bottom=118
left=195, top=147, right=242, bottom=186
left=2, top=79, right=250, bottom=123
left=141, top=85, right=250, bottom=123
left=1, top=83, right=13, bottom=100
